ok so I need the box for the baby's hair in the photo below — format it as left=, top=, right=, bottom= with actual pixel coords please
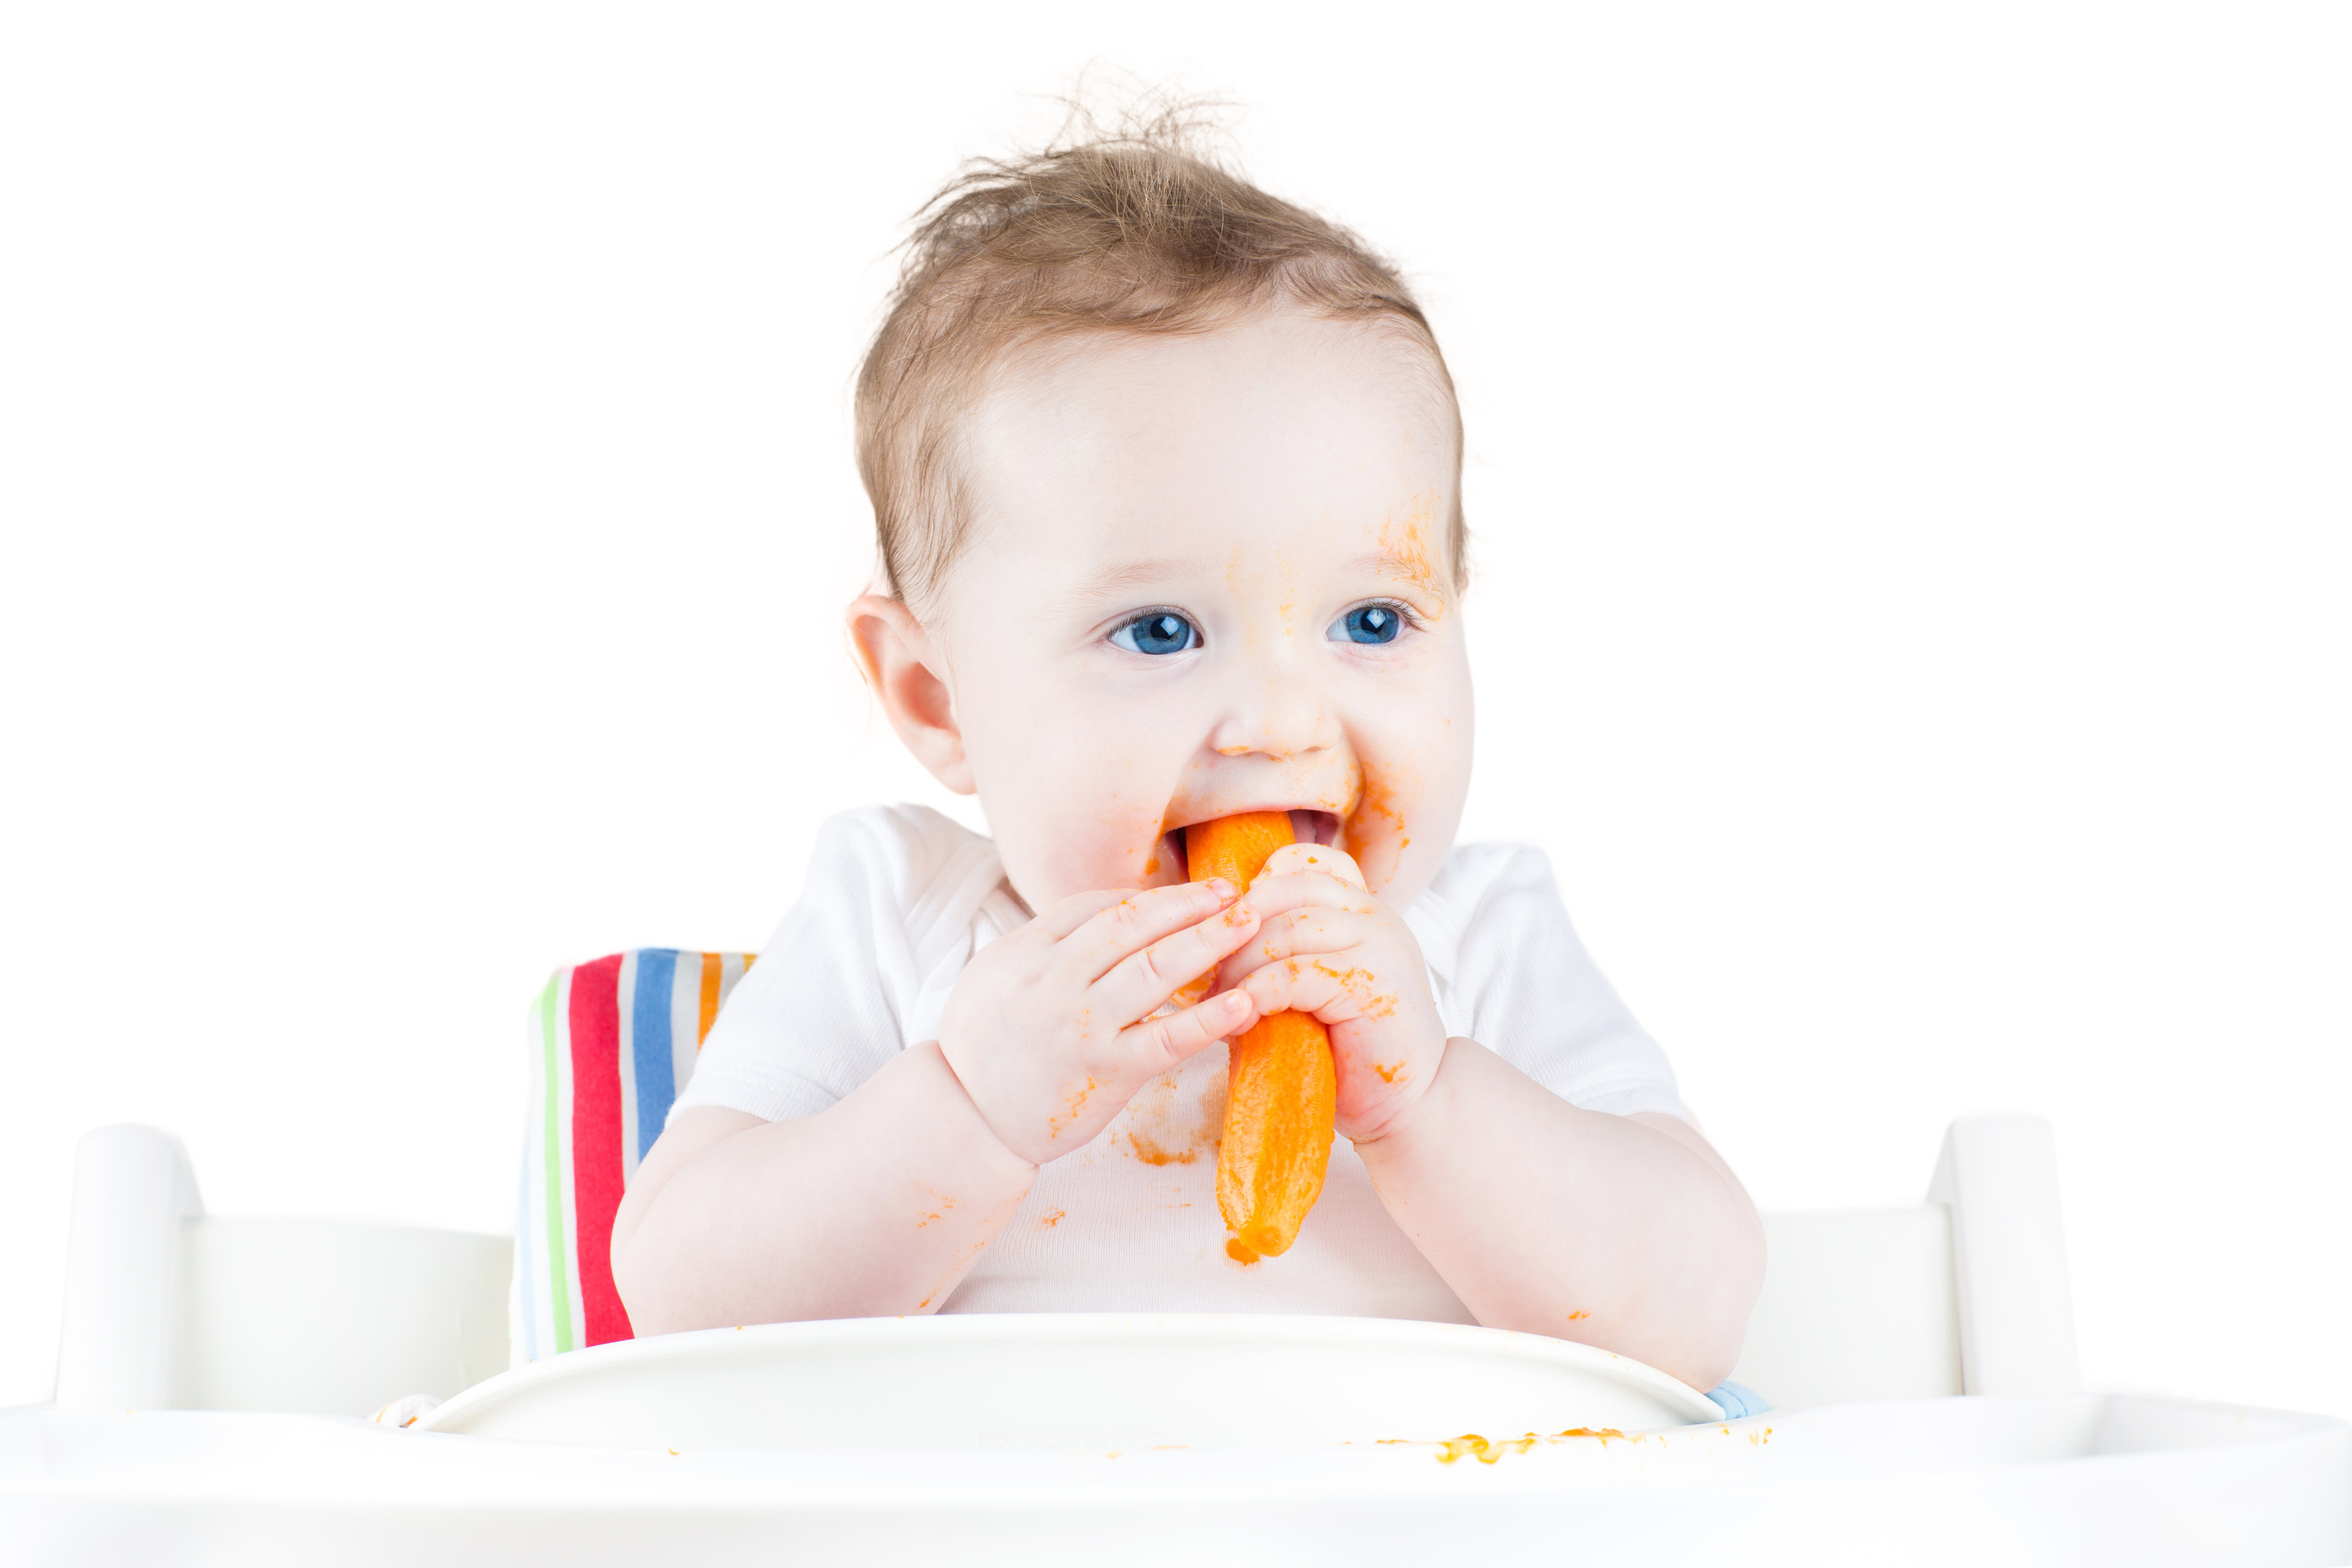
left=855, top=105, right=1466, bottom=612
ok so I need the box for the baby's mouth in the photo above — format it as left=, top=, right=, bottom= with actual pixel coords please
left=1159, top=809, right=1341, bottom=883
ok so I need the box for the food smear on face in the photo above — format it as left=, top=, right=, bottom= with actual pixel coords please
left=1379, top=502, right=1450, bottom=616
left=1340, top=762, right=1413, bottom=894
left=1185, top=811, right=1338, bottom=1261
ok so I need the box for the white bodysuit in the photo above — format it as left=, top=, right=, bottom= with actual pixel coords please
left=671, top=804, right=1689, bottom=1324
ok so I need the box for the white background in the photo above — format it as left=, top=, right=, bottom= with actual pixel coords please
left=3, top=4, right=2345, bottom=1418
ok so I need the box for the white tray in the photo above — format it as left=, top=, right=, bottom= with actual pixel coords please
left=415, top=1312, right=1724, bottom=1449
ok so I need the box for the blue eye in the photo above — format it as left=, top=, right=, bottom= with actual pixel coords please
left=1331, top=603, right=1404, bottom=645
left=1110, top=611, right=1201, bottom=656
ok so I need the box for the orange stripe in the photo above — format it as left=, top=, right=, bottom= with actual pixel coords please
left=697, top=951, right=723, bottom=1047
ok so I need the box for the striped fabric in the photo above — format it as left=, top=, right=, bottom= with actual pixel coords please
left=512, top=949, right=755, bottom=1365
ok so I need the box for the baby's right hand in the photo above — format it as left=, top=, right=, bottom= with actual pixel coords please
left=936, top=879, right=1264, bottom=1166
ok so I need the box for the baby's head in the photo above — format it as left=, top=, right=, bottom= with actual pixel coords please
left=848, top=127, right=1472, bottom=913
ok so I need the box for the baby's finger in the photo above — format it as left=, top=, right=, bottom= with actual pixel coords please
left=1215, top=905, right=1375, bottom=990
left=1030, top=887, right=1140, bottom=940
left=1259, top=843, right=1368, bottom=890
left=1239, top=867, right=1383, bottom=924
left=1239, top=955, right=1395, bottom=1026
left=1114, top=986, right=1258, bottom=1075
left=1057, top=878, right=1240, bottom=983
left=1095, top=896, right=1262, bottom=1020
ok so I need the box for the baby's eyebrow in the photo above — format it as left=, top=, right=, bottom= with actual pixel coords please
left=1065, top=557, right=1193, bottom=603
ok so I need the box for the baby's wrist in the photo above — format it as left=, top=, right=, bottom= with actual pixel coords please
left=1345, top=1034, right=1460, bottom=1152
left=914, top=1038, right=1044, bottom=1176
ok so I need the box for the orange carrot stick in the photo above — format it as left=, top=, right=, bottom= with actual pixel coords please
left=1184, top=811, right=1337, bottom=1263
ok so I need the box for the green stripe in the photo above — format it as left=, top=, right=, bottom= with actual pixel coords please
left=539, top=973, right=575, bottom=1355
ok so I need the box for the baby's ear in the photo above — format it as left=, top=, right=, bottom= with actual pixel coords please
left=845, top=594, right=974, bottom=794
left=1260, top=842, right=1368, bottom=890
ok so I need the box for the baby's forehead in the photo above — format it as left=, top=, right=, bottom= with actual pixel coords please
left=958, top=317, right=1456, bottom=542
left=977, top=310, right=1456, bottom=444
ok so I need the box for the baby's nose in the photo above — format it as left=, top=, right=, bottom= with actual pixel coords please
left=1208, top=663, right=1340, bottom=762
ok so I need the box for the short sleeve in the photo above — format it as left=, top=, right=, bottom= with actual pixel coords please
left=1406, top=844, right=1691, bottom=1122
left=668, top=805, right=1005, bottom=1125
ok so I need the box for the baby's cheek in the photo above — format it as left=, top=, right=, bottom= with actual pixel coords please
left=1006, top=801, right=1173, bottom=902
left=1340, top=762, right=1419, bottom=896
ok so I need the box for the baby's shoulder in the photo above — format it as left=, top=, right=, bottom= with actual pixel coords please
left=805, top=803, right=1005, bottom=925
left=812, top=800, right=987, bottom=866
left=1419, top=839, right=1562, bottom=911
left=1407, top=840, right=1568, bottom=962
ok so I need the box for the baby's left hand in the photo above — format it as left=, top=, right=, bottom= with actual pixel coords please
left=1215, top=844, right=1447, bottom=1142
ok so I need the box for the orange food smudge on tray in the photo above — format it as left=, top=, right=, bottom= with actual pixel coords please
left=1435, top=1433, right=1540, bottom=1465
left=1186, top=811, right=1337, bottom=1261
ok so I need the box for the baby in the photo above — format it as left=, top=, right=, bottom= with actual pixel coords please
left=611, top=127, right=1764, bottom=1389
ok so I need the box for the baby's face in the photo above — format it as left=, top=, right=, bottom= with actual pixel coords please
left=928, top=311, right=1472, bottom=910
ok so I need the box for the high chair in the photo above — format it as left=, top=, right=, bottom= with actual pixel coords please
left=7, top=949, right=2346, bottom=1565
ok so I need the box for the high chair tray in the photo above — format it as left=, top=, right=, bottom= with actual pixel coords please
left=4, top=1313, right=2347, bottom=1567
left=417, top=1312, right=1726, bottom=1448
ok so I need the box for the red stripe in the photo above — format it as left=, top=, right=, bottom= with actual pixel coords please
left=568, top=953, right=635, bottom=1347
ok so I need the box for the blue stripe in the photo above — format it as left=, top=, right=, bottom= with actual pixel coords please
left=630, top=948, right=679, bottom=1162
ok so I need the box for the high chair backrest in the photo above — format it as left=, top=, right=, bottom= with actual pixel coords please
left=511, top=950, right=755, bottom=1364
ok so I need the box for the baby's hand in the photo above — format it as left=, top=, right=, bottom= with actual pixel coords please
left=937, top=879, right=1264, bottom=1165
left=1217, top=845, right=1447, bottom=1142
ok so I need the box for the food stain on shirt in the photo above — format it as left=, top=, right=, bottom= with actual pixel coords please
left=1037, top=1208, right=1066, bottom=1229
left=1118, top=1061, right=1223, bottom=1167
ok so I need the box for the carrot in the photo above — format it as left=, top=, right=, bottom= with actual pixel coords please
left=1184, top=811, right=1337, bottom=1262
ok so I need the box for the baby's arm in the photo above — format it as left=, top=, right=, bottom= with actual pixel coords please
left=613, top=878, right=1264, bottom=1334
left=612, top=1044, right=1036, bottom=1333
left=1229, top=845, right=1763, bottom=1390
left=1351, top=1046, right=1762, bottom=1391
